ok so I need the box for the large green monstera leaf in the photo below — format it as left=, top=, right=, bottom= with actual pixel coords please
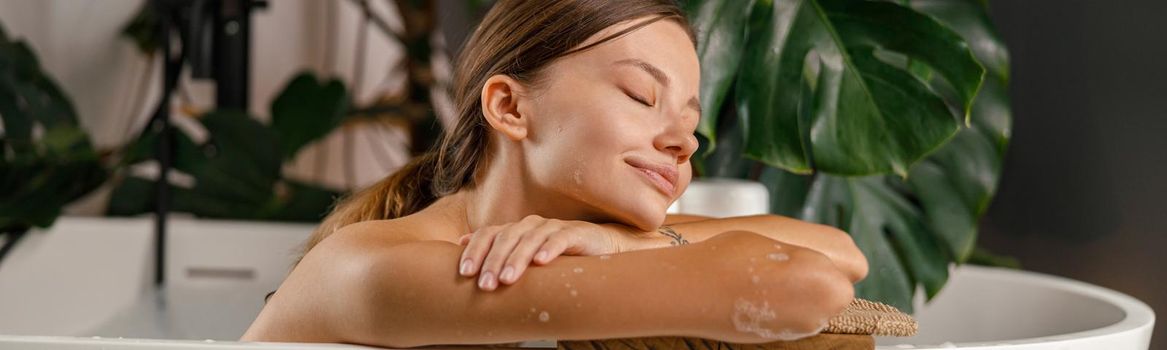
left=687, top=0, right=1010, bottom=312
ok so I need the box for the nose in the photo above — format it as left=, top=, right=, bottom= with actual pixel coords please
left=655, top=122, right=699, bottom=164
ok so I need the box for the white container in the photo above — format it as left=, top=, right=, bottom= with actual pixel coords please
left=669, top=178, right=770, bottom=217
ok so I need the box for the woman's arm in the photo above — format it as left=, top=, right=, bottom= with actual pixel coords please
left=245, top=229, right=853, bottom=348
left=636, top=214, right=868, bottom=283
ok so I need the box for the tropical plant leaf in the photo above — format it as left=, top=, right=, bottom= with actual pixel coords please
left=687, top=0, right=1011, bottom=313
left=902, top=0, right=1012, bottom=262
left=685, top=0, right=757, bottom=147
left=270, top=72, right=349, bottom=160
left=0, top=25, right=105, bottom=232
left=801, top=175, right=950, bottom=311
left=730, top=0, right=984, bottom=176
left=109, top=111, right=339, bottom=222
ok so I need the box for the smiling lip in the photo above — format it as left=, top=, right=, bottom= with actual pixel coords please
left=625, top=157, right=678, bottom=196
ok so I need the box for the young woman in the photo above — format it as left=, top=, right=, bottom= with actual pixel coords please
left=241, top=0, right=867, bottom=347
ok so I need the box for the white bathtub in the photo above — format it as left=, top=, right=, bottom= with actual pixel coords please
left=0, top=216, right=1154, bottom=349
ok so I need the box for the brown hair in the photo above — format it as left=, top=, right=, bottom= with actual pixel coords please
left=296, top=0, right=697, bottom=263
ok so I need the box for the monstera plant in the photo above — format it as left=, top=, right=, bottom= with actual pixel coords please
left=684, top=0, right=1012, bottom=312
left=0, top=23, right=107, bottom=261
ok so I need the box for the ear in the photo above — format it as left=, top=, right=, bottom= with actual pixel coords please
left=480, top=74, right=530, bottom=141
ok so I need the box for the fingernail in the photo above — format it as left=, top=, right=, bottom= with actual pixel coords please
left=460, top=259, right=474, bottom=276
left=500, top=266, right=515, bottom=283
left=478, top=271, right=496, bottom=290
left=535, top=251, right=548, bottom=262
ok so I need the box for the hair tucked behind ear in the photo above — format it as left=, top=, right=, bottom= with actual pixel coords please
left=294, top=0, right=697, bottom=266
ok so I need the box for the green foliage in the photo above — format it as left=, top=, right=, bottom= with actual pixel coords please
left=0, top=23, right=107, bottom=233
left=108, top=73, right=346, bottom=222
left=686, top=0, right=1011, bottom=312
left=271, top=74, right=349, bottom=160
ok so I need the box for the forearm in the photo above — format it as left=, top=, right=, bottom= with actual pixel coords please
left=622, top=214, right=868, bottom=282
left=364, top=234, right=801, bottom=347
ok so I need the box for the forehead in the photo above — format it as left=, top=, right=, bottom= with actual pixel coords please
left=552, top=18, right=700, bottom=90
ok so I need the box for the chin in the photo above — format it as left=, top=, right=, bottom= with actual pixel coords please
left=618, top=204, right=668, bottom=232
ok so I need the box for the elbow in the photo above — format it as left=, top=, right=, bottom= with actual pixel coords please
left=841, top=234, right=869, bottom=283
left=821, top=225, right=868, bottom=283
left=789, top=250, right=855, bottom=335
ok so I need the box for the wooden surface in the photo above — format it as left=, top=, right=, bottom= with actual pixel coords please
left=555, top=334, right=874, bottom=350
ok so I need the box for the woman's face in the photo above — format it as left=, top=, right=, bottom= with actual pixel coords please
left=523, top=17, right=701, bottom=231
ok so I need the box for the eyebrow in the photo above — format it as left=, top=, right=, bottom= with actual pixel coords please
left=614, top=58, right=701, bottom=114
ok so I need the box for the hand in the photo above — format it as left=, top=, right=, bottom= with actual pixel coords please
left=457, top=215, right=632, bottom=291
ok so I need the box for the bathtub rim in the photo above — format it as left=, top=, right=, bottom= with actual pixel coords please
left=876, top=265, right=1155, bottom=349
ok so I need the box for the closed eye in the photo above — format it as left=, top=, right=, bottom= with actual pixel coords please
left=625, top=91, right=653, bottom=107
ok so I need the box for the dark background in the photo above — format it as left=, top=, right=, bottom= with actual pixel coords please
left=982, top=1, right=1166, bottom=349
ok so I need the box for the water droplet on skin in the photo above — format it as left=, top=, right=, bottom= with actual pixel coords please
left=749, top=257, right=757, bottom=262
left=767, top=253, right=789, bottom=262
left=711, top=245, right=718, bottom=250
left=599, top=255, right=611, bottom=260
left=731, top=298, right=817, bottom=340
left=601, top=275, right=607, bottom=280
left=570, top=289, right=578, bottom=297
left=573, top=267, right=584, bottom=273
left=751, top=275, right=760, bottom=284
left=487, top=331, right=495, bottom=336
left=564, top=283, right=572, bottom=288
left=573, top=168, right=583, bottom=186
left=539, top=311, right=551, bottom=322
left=560, top=272, right=566, bottom=277
left=773, top=244, right=782, bottom=249
left=530, top=307, right=537, bottom=313
left=575, top=303, right=582, bottom=308
left=747, top=266, right=755, bottom=273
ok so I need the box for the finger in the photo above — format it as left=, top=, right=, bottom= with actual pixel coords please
left=499, top=227, right=557, bottom=285
left=459, top=226, right=501, bottom=277
left=478, top=218, right=543, bottom=291
left=458, top=234, right=471, bottom=245
left=533, top=232, right=574, bottom=265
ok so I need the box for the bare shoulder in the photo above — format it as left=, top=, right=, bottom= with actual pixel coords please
left=240, top=215, right=452, bottom=343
